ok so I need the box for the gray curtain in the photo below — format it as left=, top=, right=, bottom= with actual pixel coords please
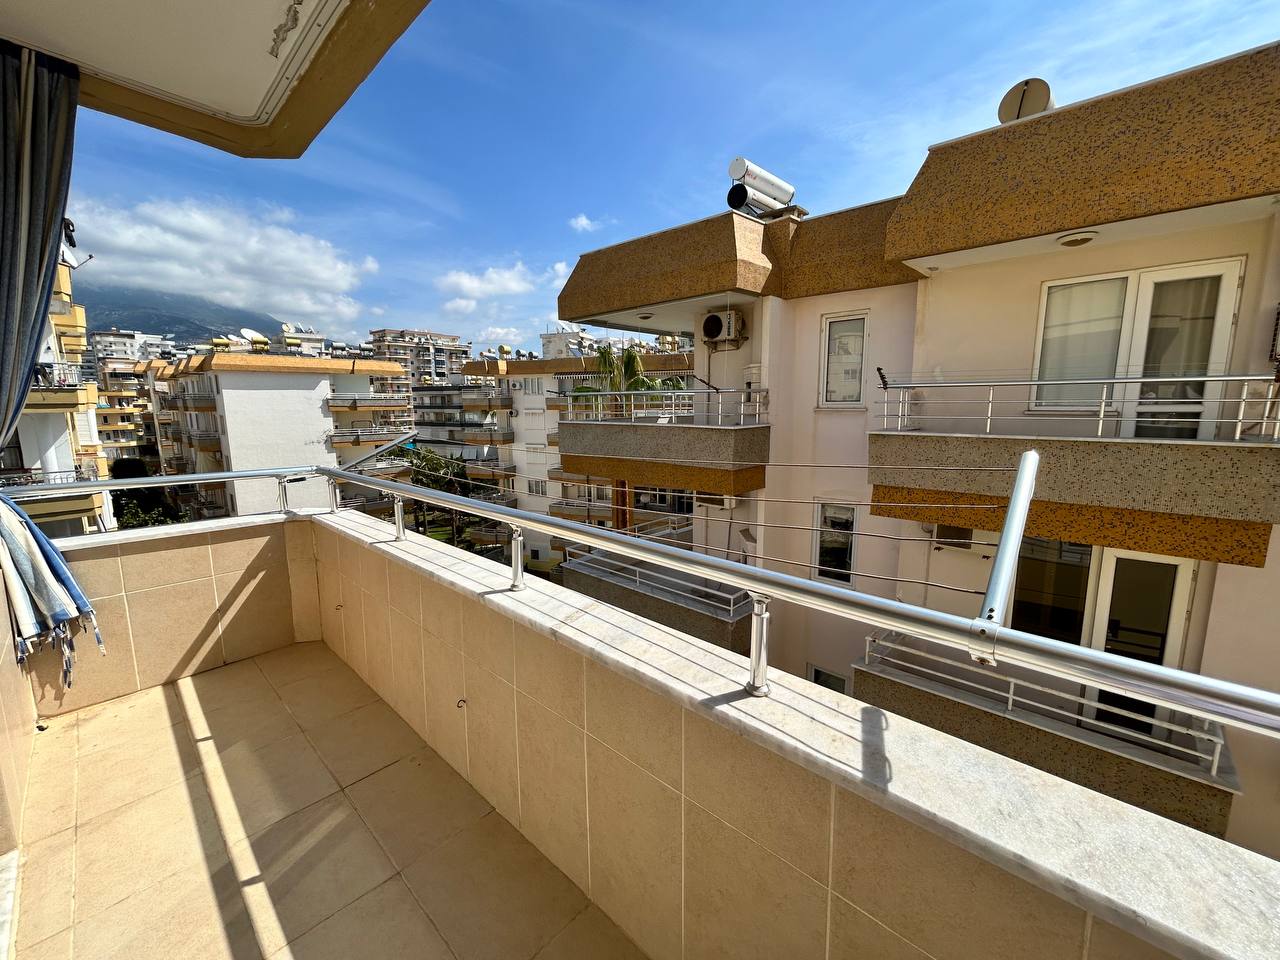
left=0, top=40, right=78, bottom=446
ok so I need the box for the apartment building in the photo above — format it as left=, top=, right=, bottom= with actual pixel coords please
left=458, top=347, right=694, bottom=569
left=1, top=258, right=115, bottom=536
left=555, top=46, right=1280, bottom=857
left=370, top=328, right=471, bottom=393
left=88, top=327, right=176, bottom=365
left=138, top=352, right=410, bottom=517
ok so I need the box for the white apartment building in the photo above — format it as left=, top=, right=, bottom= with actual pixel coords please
left=554, top=46, right=1280, bottom=859
left=138, top=353, right=410, bottom=517
left=89, top=328, right=176, bottom=363
left=370, top=328, right=471, bottom=394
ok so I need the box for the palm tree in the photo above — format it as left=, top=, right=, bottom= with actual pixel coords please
left=403, top=446, right=472, bottom=545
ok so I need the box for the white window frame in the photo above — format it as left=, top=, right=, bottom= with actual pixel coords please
left=818, top=311, right=869, bottom=409
left=527, top=478, right=547, bottom=497
left=811, top=500, right=857, bottom=584
left=1030, top=257, right=1243, bottom=421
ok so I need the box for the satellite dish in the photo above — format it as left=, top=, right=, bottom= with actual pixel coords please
left=998, top=78, right=1054, bottom=123
left=240, top=327, right=269, bottom=344
left=281, top=322, right=294, bottom=334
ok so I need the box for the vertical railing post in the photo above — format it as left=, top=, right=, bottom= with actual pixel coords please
left=896, top=389, right=905, bottom=430
left=1234, top=380, right=1250, bottom=441
left=277, top=477, right=289, bottom=513
left=1097, top=384, right=1108, bottom=437
left=509, top=524, right=525, bottom=591
left=327, top=477, right=339, bottom=513
left=717, top=392, right=724, bottom=426
left=985, top=385, right=995, bottom=434
left=745, top=593, right=771, bottom=696
left=393, top=495, right=405, bottom=540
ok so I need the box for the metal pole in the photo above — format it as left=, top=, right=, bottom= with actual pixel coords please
left=975, top=449, right=1040, bottom=664
left=1097, top=384, right=1108, bottom=437
left=393, top=495, right=405, bottom=540
left=1234, top=381, right=1249, bottom=441
left=509, top=524, right=525, bottom=590
left=985, top=386, right=994, bottom=434
left=328, top=477, right=340, bottom=513
left=745, top=593, right=771, bottom=696
left=277, top=477, right=289, bottom=513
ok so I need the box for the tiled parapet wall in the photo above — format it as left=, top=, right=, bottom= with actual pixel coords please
left=309, top=509, right=1279, bottom=960
left=35, top=515, right=312, bottom=717
left=868, top=432, right=1280, bottom=523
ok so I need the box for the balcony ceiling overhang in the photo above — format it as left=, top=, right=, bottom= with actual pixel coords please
left=885, top=43, right=1280, bottom=263
left=558, top=200, right=919, bottom=327
left=2, top=0, right=429, bottom=158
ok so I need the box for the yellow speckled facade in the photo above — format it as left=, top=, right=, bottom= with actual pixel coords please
left=869, top=484, right=1271, bottom=567
left=886, top=44, right=1280, bottom=261
left=558, top=201, right=919, bottom=322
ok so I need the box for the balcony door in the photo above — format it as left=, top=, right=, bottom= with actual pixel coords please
left=1085, top=549, right=1195, bottom=734
left=1118, top=261, right=1239, bottom=441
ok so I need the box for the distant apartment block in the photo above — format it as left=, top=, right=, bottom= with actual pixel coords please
left=370, top=328, right=471, bottom=394
left=136, top=353, right=410, bottom=517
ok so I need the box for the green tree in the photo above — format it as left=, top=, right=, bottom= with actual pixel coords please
left=402, top=446, right=480, bottom=547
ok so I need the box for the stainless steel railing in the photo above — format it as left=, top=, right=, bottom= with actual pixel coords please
left=564, top=388, right=768, bottom=426
left=8, top=458, right=1280, bottom=740
left=875, top=369, right=1280, bottom=441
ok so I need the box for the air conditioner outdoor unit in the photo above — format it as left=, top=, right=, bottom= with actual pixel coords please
left=511, top=381, right=522, bottom=390
left=702, top=310, right=743, bottom=343
left=509, top=409, right=519, bottom=418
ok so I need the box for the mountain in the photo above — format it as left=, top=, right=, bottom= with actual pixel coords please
left=75, top=282, right=283, bottom=346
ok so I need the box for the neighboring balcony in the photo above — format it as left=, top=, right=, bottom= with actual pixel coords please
left=472, top=489, right=518, bottom=508
left=327, top=427, right=406, bottom=446
left=560, top=517, right=753, bottom=654
left=465, top=460, right=516, bottom=481
left=547, top=499, right=612, bottom=523
left=459, top=427, right=514, bottom=445
left=461, top=388, right=513, bottom=412
left=25, top=362, right=91, bottom=411
left=558, top=388, right=769, bottom=496
left=854, top=630, right=1237, bottom=836
left=176, top=393, right=217, bottom=412
left=868, top=372, right=1280, bottom=566
left=188, top=431, right=222, bottom=452
left=326, top=392, right=413, bottom=412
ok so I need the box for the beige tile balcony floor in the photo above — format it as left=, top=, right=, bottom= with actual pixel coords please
left=14, top=643, right=648, bottom=960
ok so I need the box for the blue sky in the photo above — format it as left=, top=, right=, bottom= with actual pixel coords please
left=67, top=0, right=1280, bottom=350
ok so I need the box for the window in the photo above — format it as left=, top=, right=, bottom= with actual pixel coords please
left=522, top=377, right=543, bottom=395
left=808, top=665, right=848, bottom=695
left=527, top=479, right=546, bottom=497
left=1011, top=537, right=1092, bottom=645
left=1035, top=277, right=1127, bottom=405
left=820, top=314, right=866, bottom=405
left=813, top=503, right=856, bottom=583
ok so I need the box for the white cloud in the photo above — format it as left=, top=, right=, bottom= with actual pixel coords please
left=69, top=196, right=377, bottom=331
left=568, top=213, right=602, bottom=233
left=478, top=326, right=521, bottom=343
left=443, top=297, right=477, bottom=314
left=435, top=262, right=535, bottom=298
left=370, top=306, right=386, bottom=316
left=545, top=261, right=570, bottom=291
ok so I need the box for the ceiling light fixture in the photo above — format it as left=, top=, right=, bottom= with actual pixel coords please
left=1057, top=230, right=1098, bottom=248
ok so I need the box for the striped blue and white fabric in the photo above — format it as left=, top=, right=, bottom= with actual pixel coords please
left=0, top=494, right=102, bottom=687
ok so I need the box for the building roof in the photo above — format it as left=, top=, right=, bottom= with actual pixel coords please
left=144, top=353, right=404, bottom=378
left=558, top=203, right=918, bottom=322
left=885, top=43, right=1280, bottom=261
left=461, top=352, right=694, bottom=378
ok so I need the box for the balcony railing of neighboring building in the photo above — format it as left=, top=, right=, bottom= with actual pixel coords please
left=327, top=427, right=407, bottom=444
left=859, top=630, right=1231, bottom=783
left=472, top=489, right=518, bottom=508
left=547, top=499, right=613, bottom=522
left=346, top=457, right=412, bottom=477
left=465, top=460, right=516, bottom=481
left=563, top=388, right=769, bottom=426
left=177, top=393, right=217, bottom=410
left=562, top=533, right=754, bottom=622
left=459, top=427, right=515, bottom=444
left=31, top=361, right=83, bottom=388
left=0, top=461, right=99, bottom=489
left=874, top=368, right=1280, bottom=443
left=326, top=393, right=413, bottom=409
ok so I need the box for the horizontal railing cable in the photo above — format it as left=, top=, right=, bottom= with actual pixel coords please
left=11, top=463, right=1280, bottom=740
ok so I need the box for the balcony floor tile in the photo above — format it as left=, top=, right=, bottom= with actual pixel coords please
left=16, top=646, right=650, bottom=960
